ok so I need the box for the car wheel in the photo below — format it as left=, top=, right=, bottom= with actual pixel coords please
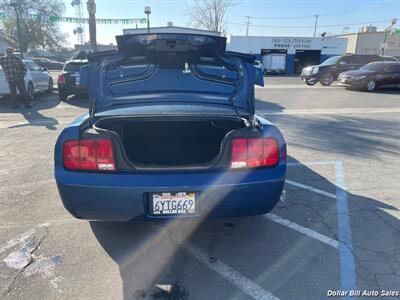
left=365, top=80, right=376, bottom=92
left=47, top=78, right=53, bottom=93
left=305, top=80, right=317, bottom=86
left=320, top=73, right=333, bottom=86
left=27, top=82, right=35, bottom=101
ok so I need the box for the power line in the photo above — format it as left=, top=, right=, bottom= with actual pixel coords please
left=227, top=19, right=393, bottom=29
left=239, top=1, right=392, bottom=20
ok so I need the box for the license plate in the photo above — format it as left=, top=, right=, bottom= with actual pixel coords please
left=340, top=78, right=346, bottom=83
left=151, top=192, right=196, bottom=215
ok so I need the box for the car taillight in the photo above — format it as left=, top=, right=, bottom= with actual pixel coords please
left=230, top=137, right=279, bottom=169
left=63, top=139, right=115, bottom=171
left=57, top=73, right=65, bottom=85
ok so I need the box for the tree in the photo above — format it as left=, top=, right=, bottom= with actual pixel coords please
left=0, top=0, right=67, bottom=51
left=187, top=0, right=238, bottom=35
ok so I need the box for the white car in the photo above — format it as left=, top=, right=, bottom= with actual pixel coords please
left=0, top=59, right=53, bottom=100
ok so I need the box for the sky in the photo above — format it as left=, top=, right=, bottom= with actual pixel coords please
left=60, top=0, right=400, bottom=47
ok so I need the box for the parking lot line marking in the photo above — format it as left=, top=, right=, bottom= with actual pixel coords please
left=186, top=243, right=280, bottom=300
left=335, top=161, right=357, bottom=299
left=287, top=161, right=337, bottom=166
left=256, top=84, right=331, bottom=89
left=286, top=180, right=337, bottom=199
left=266, top=214, right=340, bottom=249
left=259, top=108, right=400, bottom=115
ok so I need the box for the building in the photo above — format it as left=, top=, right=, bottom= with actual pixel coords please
left=123, top=25, right=220, bottom=36
left=331, top=30, right=400, bottom=57
left=227, top=36, right=348, bottom=74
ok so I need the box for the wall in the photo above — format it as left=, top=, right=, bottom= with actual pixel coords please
left=228, top=36, right=347, bottom=73
left=329, top=31, right=400, bottom=57
left=228, top=36, right=325, bottom=54
left=357, top=32, right=400, bottom=57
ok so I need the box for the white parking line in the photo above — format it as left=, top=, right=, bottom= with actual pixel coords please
left=287, top=161, right=337, bottom=166
left=256, top=84, right=332, bottom=89
left=266, top=214, right=340, bottom=249
left=259, top=107, right=400, bottom=115
left=186, top=243, right=280, bottom=300
left=285, top=180, right=337, bottom=199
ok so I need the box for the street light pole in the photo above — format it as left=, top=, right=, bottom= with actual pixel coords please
left=313, top=14, right=319, bottom=38
left=10, top=0, right=23, bottom=58
left=144, top=6, right=151, bottom=34
left=380, top=18, right=397, bottom=56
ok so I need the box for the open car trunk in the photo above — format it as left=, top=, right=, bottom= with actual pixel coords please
left=94, top=118, right=246, bottom=168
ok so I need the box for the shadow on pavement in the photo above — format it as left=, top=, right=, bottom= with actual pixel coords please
left=89, top=157, right=399, bottom=300
left=6, top=108, right=59, bottom=130
left=0, top=92, right=60, bottom=113
left=266, top=114, right=399, bottom=157
left=0, top=93, right=59, bottom=130
left=255, top=98, right=285, bottom=112
left=64, top=94, right=90, bottom=108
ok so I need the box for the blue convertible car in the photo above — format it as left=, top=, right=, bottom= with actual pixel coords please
left=54, top=33, right=286, bottom=222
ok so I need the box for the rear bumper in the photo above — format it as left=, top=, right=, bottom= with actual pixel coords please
left=55, top=165, right=286, bottom=222
left=338, top=78, right=366, bottom=87
left=58, top=84, right=87, bottom=95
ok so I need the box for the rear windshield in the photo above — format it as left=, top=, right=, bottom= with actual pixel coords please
left=360, top=63, right=386, bottom=71
left=64, top=62, right=87, bottom=72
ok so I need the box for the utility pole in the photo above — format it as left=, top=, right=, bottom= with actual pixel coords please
left=87, top=0, right=97, bottom=51
left=245, top=16, right=251, bottom=36
left=381, top=18, right=397, bottom=56
left=313, top=14, right=319, bottom=37
left=10, top=0, right=23, bottom=58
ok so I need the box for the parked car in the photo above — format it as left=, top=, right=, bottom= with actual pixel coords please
left=54, top=33, right=287, bottom=222
left=57, top=59, right=88, bottom=101
left=0, top=59, right=53, bottom=100
left=300, top=54, right=383, bottom=86
left=339, top=61, right=400, bottom=92
left=32, top=57, right=64, bottom=70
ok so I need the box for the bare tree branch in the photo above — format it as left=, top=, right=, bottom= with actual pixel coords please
left=0, top=0, right=67, bottom=51
left=187, top=0, right=238, bottom=36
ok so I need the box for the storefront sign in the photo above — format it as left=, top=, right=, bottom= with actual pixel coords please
left=272, top=38, right=313, bottom=50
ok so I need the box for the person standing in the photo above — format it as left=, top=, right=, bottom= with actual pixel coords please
left=0, top=47, right=31, bottom=108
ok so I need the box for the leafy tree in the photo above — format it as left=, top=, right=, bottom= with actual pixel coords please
left=187, top=0, right=238, bottom=36
left=0, top=0, right=67, bottom=51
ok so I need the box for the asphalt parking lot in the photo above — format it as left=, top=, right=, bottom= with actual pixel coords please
left=0, top=77, right=399, bottom=300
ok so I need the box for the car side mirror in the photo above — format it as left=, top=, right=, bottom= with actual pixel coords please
left=42, top=67, right=48, bottom=72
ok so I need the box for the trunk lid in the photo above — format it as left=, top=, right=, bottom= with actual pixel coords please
left=80, top=33, right=263, bottom=120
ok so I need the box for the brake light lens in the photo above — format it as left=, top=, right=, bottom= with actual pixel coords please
left=63, top=139, right=115, bottom=171
left=231, top=137, right=279, bottom=169
left=57, top=73, right=65, bottom=85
